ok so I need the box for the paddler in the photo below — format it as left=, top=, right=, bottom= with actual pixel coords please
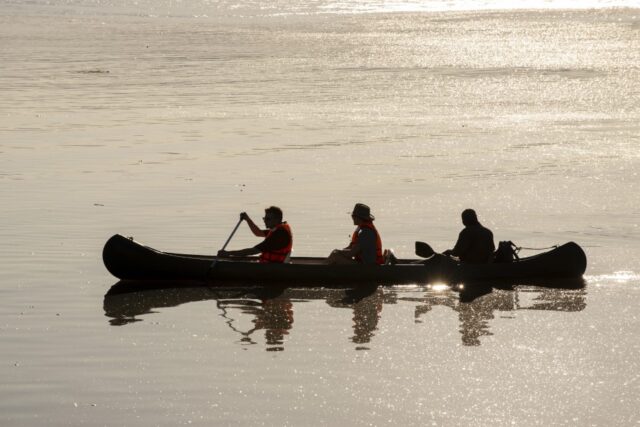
left=327, top=203, right=384, bottom=265
left=443, top=209, right=495, bottom=264
left=217, top=206, right=292, bottom=263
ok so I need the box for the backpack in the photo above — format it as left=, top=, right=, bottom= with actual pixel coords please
left=494, top=241, right=519, bottom=263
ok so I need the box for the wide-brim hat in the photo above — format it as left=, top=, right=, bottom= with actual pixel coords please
left=351, top=203, right=375, bottom=221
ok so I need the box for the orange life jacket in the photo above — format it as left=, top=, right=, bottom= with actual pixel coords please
left=350, top=221, right=384, bottom=265
left=259, top=222, right=293, bottom=263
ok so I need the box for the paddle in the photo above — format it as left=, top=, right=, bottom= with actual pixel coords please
left=415, top=241, right=436, bottom=258
left=209, top=217, right=243, bottom=271
left=220, top=217, right=243, bottom=254
left=415, top=241, right=462, bottom=290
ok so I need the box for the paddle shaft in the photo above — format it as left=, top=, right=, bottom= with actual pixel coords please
left=220, top=218, right=243, bottom=252
left=209, top=218, right=243, bottom=273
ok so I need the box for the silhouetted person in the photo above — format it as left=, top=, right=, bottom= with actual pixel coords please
left=218, top=206, right=292, bottom=263
left=327, top=203, right=384, bottom=265
left=443, top=209, right=495, bottom=264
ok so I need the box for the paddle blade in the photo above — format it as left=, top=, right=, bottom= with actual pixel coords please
left=415, top=241, right=435, bottom=258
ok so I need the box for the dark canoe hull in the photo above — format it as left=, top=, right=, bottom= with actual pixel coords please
left=102, top=234, right=587, bottom=286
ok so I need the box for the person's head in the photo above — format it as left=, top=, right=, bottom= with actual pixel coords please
left=461, top=208, right=479, bottom=226
left=263, top=206, right=283, bottom=228
left=351, top=203, right=375, bottom=225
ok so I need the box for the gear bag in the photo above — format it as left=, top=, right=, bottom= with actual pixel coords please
left=494, top=241, right=519, bottom=263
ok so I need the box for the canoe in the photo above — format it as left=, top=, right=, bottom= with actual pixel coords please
left=102, top=234, right=587, bottom=286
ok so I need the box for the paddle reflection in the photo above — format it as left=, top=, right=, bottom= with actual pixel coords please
left=104, top=279, right=586, bottom=349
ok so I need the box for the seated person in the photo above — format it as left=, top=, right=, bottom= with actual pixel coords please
left=443, top=209, right=495, bottom=264
left=218, top=206, right=292, bottom=263
left=327, top=203, right=384, bottom=265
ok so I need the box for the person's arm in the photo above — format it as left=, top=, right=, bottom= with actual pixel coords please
left=218, top=247, right=261, bottom=257
left=336, top=228, right=375, bottom=260
left=219, top=227, right=290, bottom=258
left=339, top=243, right=360, bottom=258
left=444, top=230, right=469, bottom=257
left=327, top=245, right=359, bottom=264
left=241, top=212, right=267, bottom=237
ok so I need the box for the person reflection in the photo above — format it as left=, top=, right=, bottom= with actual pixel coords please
left=413, top=286, right=586, bottom=346
left=253, top=295, right=294, bottom=352
left=327, top=285, right=383, bottom=349
left=457, top=289, right=514, bottom=346
left=411, top=289, right=505, bottom=345
left=217, top=288, right=294, bottom=351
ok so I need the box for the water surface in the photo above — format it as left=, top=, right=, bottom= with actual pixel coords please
left=1, top=1, right=639, bottom=425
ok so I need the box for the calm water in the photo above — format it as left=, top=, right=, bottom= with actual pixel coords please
left=1, top=0, right=640, bottom=425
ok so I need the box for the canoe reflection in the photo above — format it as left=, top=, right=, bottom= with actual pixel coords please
left=104, top=280, right=586, bottom=349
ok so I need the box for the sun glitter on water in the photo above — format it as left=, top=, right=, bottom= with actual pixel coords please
left=589, top=271, right=640, bottom=284
left=428, top=283, right=451, bottom=292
